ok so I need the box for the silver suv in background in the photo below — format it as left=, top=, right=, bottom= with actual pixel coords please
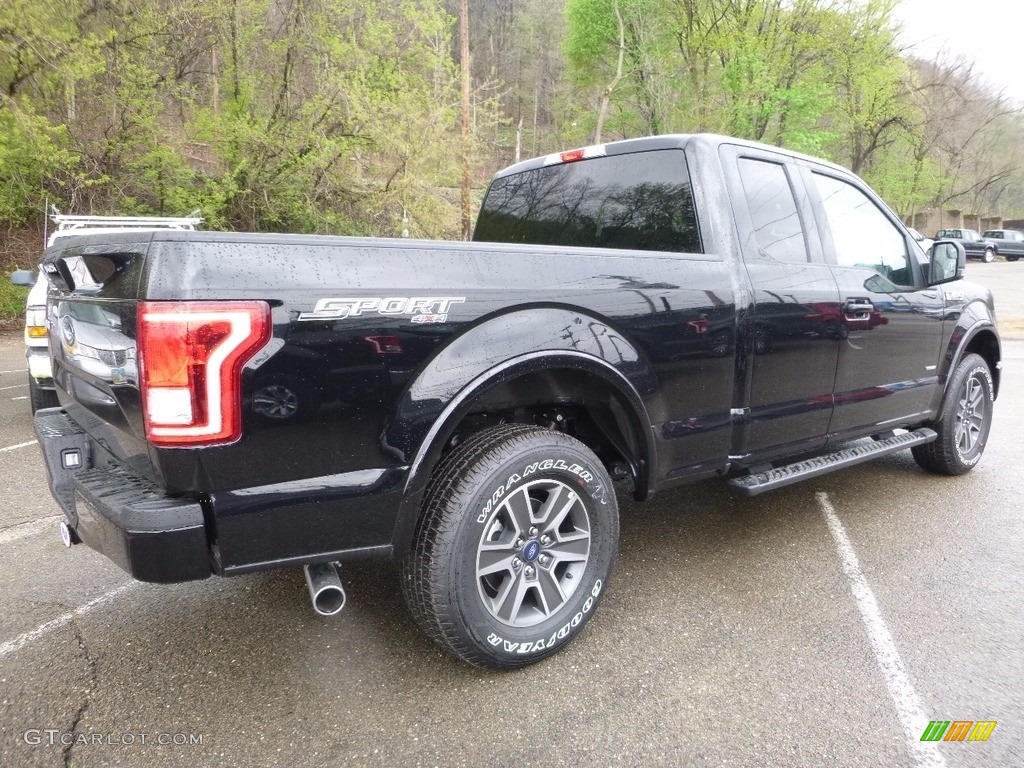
left=934, top=228, right=997, bottom=263
left=981, top=229, right=1024, bottom=262
left=9, top=213, right=202, bottom=412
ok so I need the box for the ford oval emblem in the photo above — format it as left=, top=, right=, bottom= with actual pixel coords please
left=60, top=316, right=76, bottom=346
left=523, top=540, right=541, bottom=562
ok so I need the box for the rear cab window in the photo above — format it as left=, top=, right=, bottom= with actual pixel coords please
left=474, top=149, right=702, bottom=254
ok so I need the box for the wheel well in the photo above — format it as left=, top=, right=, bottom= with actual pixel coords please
left=965, top=330, right=1000, bottom=398
left=442, top=368, right=650, bottom=499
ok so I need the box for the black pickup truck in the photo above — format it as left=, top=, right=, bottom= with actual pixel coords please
left=33, top=134, right=999, bottom=669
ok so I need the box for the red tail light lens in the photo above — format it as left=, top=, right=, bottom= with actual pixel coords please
left=139, top=301, right=271, bottom=446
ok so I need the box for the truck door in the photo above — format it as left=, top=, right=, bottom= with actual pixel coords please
left=802, top=170, right=945, bottom=438
left=720, top=146, right=840, bottom=459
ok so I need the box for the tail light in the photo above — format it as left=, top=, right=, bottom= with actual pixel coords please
left=138, top=301, right=271, bottom=447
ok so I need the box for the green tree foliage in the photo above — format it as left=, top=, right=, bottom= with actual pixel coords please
left=564, top=0, right=881, bottom=152
left=2, top=0, right=1023, bottom=236
left=562, top=0, right=1024, bottom=218
left=1, top=0, right=464, bottom=236
left=0, top=0, right=104, bottom=221
left=185, top=0, right=464, bottom=234
left=0, top=101, right=77, bottom=222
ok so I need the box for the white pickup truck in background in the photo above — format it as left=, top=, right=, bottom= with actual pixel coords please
left=9, top=213, right=202, bottom=412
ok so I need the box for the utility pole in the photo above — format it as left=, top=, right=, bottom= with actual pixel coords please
left=460, top=0, right=472, bottom=240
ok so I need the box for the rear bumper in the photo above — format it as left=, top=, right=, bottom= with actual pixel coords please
left=34, top=408, right=211, bottom=583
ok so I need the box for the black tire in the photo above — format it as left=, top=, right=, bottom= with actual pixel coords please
left=28, top=375, right=59, bottom=413
left=401, top=424, right=618, bottom=669
left=983, top=248, right=995, bottom=263
left=912, top=353, right=994, bottom=475
left=1007, top=256, right=1020, bottom=262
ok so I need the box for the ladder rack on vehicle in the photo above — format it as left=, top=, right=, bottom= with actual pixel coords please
left=50, top=213, right=202, bottom=233
left=45, top=210, right=203, bottom=247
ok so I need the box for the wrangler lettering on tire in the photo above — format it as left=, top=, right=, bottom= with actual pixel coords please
left=401, top=424, right=618, bottom=669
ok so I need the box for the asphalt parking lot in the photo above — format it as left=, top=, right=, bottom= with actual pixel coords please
left=0, top=262, right=1021, bottom=767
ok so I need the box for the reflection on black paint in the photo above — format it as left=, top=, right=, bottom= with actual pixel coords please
left=749, top=299, right=889, bottom=356
left=474, top=151, right=702, bottom=254
left=56, top=300, right=137, bottom=386
left=737, top=158, right=808, bottom=263
left=248, top=320, right=447, bottom=423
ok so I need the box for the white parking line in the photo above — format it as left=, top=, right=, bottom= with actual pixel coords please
left=0, top=440, right=37, bottom=453
left=0, top=517, right=59, bottom=545
left=0, top=383, right=27, bottom=391
left=816, top=492, right=946, bottom=768
left=0, top=582, right=137, bottom=661
left=0, top=369, right=26, bottom=374
left=11, top=396, right=27, bottom=401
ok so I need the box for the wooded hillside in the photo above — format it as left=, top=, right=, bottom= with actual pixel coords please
left=2, top=0, right=1022, bottom=242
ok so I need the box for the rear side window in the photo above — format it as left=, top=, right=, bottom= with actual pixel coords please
left=736, top=158, right=808, bottom=263
left=474, top=150, right=702, bottom=254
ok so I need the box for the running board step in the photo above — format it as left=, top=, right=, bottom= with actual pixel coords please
left=728, top=428, right=937, bottom=497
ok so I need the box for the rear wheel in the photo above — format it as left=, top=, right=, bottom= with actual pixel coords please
left=402, top=424, right=618, bottom=668
left=912, top=353, right=993, bottom=475
left=1007, top=256, right=1020, bottom=262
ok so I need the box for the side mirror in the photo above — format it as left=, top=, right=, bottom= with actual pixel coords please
left=928, top=241, right=966, bottom=285
left=10, top=269, right=36, bottom=287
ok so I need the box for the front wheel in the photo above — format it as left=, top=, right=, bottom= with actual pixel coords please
left=983, top=248, right=995, bottom=263
left=912, top=353, right=994, bottom=475
left=28, top=375, right=59, bottom=413
left=402, top=424, right=618, bottom=668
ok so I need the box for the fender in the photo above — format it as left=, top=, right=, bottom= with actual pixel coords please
left=933, top=299, right=1001, bottom=411
left=385, top=306, right=661, bottom=554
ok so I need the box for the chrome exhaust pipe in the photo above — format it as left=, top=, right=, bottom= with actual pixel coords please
left=303, top=562, right=346, bottom=616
